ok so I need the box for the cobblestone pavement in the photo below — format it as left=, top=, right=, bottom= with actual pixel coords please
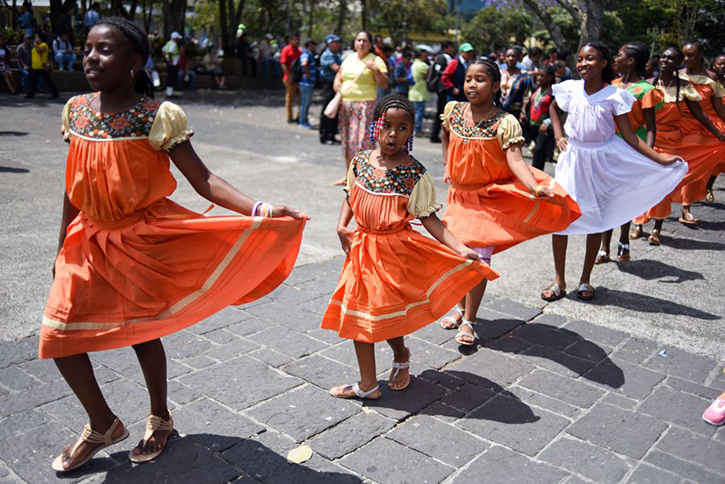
left=1, top=91, right=725, bottom=483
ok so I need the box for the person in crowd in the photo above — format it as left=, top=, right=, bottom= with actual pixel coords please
left=258, top=34, right=279, bottom=78
left=298, top=38, right=318, bottom=129
left=645, top=55, right=659, bottom=81
left=706, top=54, right=725, bottom=203
left=53, top=32, right=77, bottom=71
left=84, top=3, right=101, bottom=33
left=377, top=44, right=394, bottom=99
left=429, top=40, right=457, bottom=143
left=541, top=43, right=686, bottom=302
left=553, top=60, right=571, bottom=83
left=0, top=35, right=18, bottom=94
left=25, top=33, right=59, bottom=99
left=374, top=34, right=385, bottom=58
left=409, top=48, right=430, bottom=134
left=176, top=45, right=196, bottom=91
left=161, top=31, right=182, bottom=98
left=319, top=34, right=342, bottom=144
left=203, top=45, right=226, bottom=89
left=394, top=50, right=413, bottom=97
left=522, top=47, right=542, bottom=72
left=280, top=33, right=301, bottom=124
left=144, top=55, right=161, bottom=90
left=441, top=42, right=475, bottom=102
left=332, top=31, right=388, bottom=185
left=18, top=2, right=36, bottom=38
left=323, top=93, right=496, bottom=399
left=237, top=32, right=256, bottom=77
left=58, top=4, right=74, bottom=44
left=17, top=33, right=42, bottom=93
left=500, top=46, right=533, bottom=120
left=528, top=64, right=556, bottom=170
left=45, top=17, right=307, bottom=473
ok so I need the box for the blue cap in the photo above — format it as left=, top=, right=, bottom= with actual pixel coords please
left=325, top=34, right=341, bottom=44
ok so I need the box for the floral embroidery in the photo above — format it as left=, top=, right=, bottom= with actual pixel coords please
left=352, top=150, right=426, bottom=197
left=67, top=93, right=160, bottom=139
left=448, top=102, right=508, bottom=139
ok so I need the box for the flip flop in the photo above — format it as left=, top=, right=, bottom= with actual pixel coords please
left=679, top=212, right=698, bottom=225
left=330, top=382, right=381, bottom=399
left=128, top=414, right=174, bottom=464
left=617, top=242, right=631, bottom=262
left=577, top=283, right=595, bottom=301
left=389, top=347, right=411, bottom=391
left=594, top=249, right=610, bottom=264
left=629, top=224, right=644, bottom=240
left=541, top=282, right=566, bottom=302
left=52, top=417, right=129, bottom=472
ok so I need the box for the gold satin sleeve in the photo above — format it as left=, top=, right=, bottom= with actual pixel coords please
left=496, top=113, right=525, bottom=150
left=148, top=101, right=194, bottom=152
left=441, top=101, right=458, bottom=132
left=407, top=172, right=441, bottom=218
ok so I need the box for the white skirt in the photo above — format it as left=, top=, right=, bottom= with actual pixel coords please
left=554, top=136, right=688, bottom=235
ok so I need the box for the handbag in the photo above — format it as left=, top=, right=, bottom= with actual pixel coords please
left=324, top=66, right=368, bottom=119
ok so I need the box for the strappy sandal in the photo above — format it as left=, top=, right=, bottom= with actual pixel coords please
left=648, top=229, right=661, bottom=246
left=616, top=242, right=631, bottom=262
left=541, top=283, right=566, bottom=302
left=705, top=190, right=715, bottom=204
left=330, top=382, right=381, bottom=399
left=594, top=249, right=610, bottom=264
left=629, top=224, right=644, bottom=240
left=577, top=283, right=595, bottom=301
left=128, top=414, right=174, bottom=463
left=389, top=347, right=411, bottom=391
left=679, top=211, right=698, bottom=225
left=455, top=320, right=476, bottom=346
left=52, top=417, right=129, bottom=472
left=439, top=306, right=464, bottom=329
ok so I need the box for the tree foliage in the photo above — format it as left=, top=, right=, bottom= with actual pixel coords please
left=367, top=0, right=451, bottom=46
left=461, top=4, right=533, bottom=54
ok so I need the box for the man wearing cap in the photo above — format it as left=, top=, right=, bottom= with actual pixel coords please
left=429, top=40, right=457, bottom=142
left=441, top=42, right=475, bottom=102
left=17, top=33, right=40, bottom=93
left=319, top=34, right=342, bottom=144
left=162, top=32, right=182, bottom=98
left=298, top=38, right=318, bottom=129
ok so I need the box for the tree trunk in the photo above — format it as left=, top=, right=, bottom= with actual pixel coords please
left=128, top=0, right=138, bottom=20
left=520, top=0, right=568, bottom=50
left=336, top=0, right=346, bottom=35
left=218, top=0, right=228, bottom=53
left=360, top=0, right=366, bottom=31
left=578, top=0, right=605, bottom=46
left=308, top=0, right=314, bottom=38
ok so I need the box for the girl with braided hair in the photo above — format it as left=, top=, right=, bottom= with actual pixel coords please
left=322, top=93, right=498, bottom=400
left=42, top=17, right=308, bottom=472
left=437, top=58, right=580, bottom=345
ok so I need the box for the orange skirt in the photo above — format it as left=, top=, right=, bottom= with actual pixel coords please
left=321, top=226, right=499, bottom=343
left=40, top=198, right=305, bottom=358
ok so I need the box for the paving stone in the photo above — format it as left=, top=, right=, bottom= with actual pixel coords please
left=221, top=431, right=299, bottom=481
left=89, top=347, right=140, bottom=376
left=454, top=445, right=569, bottom=484
left=284, top=258, right=344, bottom=286
left=585, top=358, right=663, bottom=399
left=203, top=328, right=238, bottom=345
left=563, top=476, right=590, bottom=484
left=201, top=338, right=260, bottom=361
left=440, top=383, right=496, bottom=413
left=512, top=323, right=582, bottom=351
left=416, top=368, right=466, bottom=391
left=339, top=437, right=453, bottom=484
left=0, top=337, right=38, bottom=370
left=563, top=339, right=614, bottom=363
left=0, top=386, right=8, bottom=398
left=284, top=354, right=359, bottom=390
left=0, top=409, right=50, bottom=441
left=458, top=394, right=569, bottom=456
left=226, top=317, right=278, bottom=337
left=173, top=397, right=263, bottom=452
left=167, top=380, right=202, bottom=406
left=405, top=337, right=461, bottom=370
left=126, top=358, right=192, bottom=386
left=0, top=367, right=41, bottom=392
left=531, top=313, right=569, bottom=328
left=0, top=462, right=24, bottom=484
left=265, top=454, right=363, bottom=484
left=248, top=326, right=328, bottom=359
left=484, top=298, right=541, bottom=321
left=247, top=385, right=358, bottom=441
left=320, top=342, right=393, bottom=372
left=266, top=285, right=320, bottom=307
left=162, top=330, right=215, bottom=359
left=601, top=392, right=637, bottom=411
left=645, top=450, right=723, bottom=483
left=519, top=344, right=595, bottom=378
left=189, top=307, right=250, bottom=335
left=246, top=300, right=322, bottom=332
left=447, top=349, right=535, bottom=390
left=540, top=437, right=631, bottom=484
left=298, top=295, right=333, bottom=317
left=519, top=370, right=604, bottom=408
left=411, top=320, right=457, bottom=345
left=362, top=376, right=446, bottom=421
left=507, top=386, right=580, bottom=418
left=177, top=355, right=216, bottom=369
left=471, top=309, right=526, bottom=343
left=614, top=338, right=659, bottom=364
left=306, top=328, right=342, bottom=345
left=248, top=348, right=295, bottom=368
left=638, top=387, right=716, bottom=437
left=626, top=464, right=682, bottom=484
left=567, top=403, right=667, bottom=459
left=420, top=401, right=465, bottom=423
left=485, top=335, right=532, bottom=354
left=0, top=380, right=73, bottom=418
left=562, top=319, right=628, bottom=347
left=644, top=346, right=719, bottom=384
left=387, top=415, right=488, bottom=467
left=656, top=427, right=725, bottom=476
left=179, top=355, right=302, bottom=410
left=311, top=411, right=396, bottom=460
left=665, top=376, right=722, bottom=400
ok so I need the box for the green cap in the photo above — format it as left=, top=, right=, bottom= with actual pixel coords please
left=459, top=42, right=474, bottom=53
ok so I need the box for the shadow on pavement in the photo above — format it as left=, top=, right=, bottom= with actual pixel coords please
left=616, top=258, right=705, bottom=284
left=0, top=131, right=29, bottom=136
left=585, top=287, right=720, bottom=320
left=665, top=236, right=725, bottom=251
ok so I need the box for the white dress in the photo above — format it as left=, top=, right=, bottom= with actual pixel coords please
left=552, top=80, right=687, bottom=235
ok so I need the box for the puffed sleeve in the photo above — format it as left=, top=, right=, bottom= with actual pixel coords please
left=440, top=101, right=458, bottom=132
left=407, top=172, right=441, bottom=218
left=552, top=80, right=576, bottom=111
left=611, top=88, right=635, bottom=116
left=374, top=55, right=388, bottom=75
left=641, top=86, right=664, bottom=110
left=680, top=83, right=703, bottom=102
left=712, top=79, right=725, bottom=99
left=148, top=102, right=194, bottom=152
left=344, top=155, right=358, bottom=194
left=496, top=114, right=525, bottom=150
left=60, top=98, right=72, bottom=142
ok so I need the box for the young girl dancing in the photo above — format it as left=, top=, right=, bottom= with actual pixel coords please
left=43, top=18, right=308, bottom=472
left=542, top=42, right=687, bottom=302
left=596, top=42, right=663, bottom=264
left=321, top=94, right=498, bottom=398
left=438, top=58, right=581, bottom=345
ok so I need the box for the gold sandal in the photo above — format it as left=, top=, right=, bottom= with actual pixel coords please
left=51, top=417, right=129, bottom=472
left=128, top=414, right=174, bottom=463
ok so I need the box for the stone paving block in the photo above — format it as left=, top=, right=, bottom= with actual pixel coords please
left=484, top=298, right=542, bottom=321
left=203, top=328, right=238, bottom=345
left=472, top=308, right=526, bottom=343
left=454, top=445, right=569, bottom=484
left=247, top=385, right=358, bottom=441
left=162, top=330, right=215, bottom=359
left=540, top=437, right=631, bottom=484
left=0, top=462, right=24, bottom=484
left=0, top=380, right=73, bottom=418
left=613, top=337, right=658, bottom=364
left=638, top=387, right=716, bottom=437
left=458, top=394, right=569, bottom=456
left=644, top=346, right=718, bottom=384
left=562, top=319, right=628, bottom=347
left=0, top=367, right=41, bottom=392
left=601, top=392, right=637, bottom=411
left=320, top=342, right=392, bottom=372
left=626, top=464, right=682, bottom=484
left=284, top=258, right=343, bottom=286
left=507, top=386, right=580, bottom=419
left=656, top=427, right=725, bottom=476
left=89, top=347, right=140, bottom=376
left=178, top=355, right=216, bottom=369
left=531, top=313, right=569, bottom=328
left=339, top=437, right=453, bottom=484
left=519, top=370, right=604, bottom=408
left=173, top=397, right=263, bottom=452
left=410, top=321, right=457, bottom=346
left=201, top=337, right=260, bottom=361
left=485, top=335, right=532, bottom=354
left=306, top=328, right=341, bottom=345
left=226, top=317, right=277, bottom=337
left=0, top=337, right=37, bottom=370
left=298, top=295, right=332, bottom=317
left=519, top=344, right=595, bottom=378
left=512, top=323, right=581, bottom=351
left=420, top=401, right=465, bottom=423
left=248, top=348, right=295, bottom=368
left=179, top=355, right=302, bottom=410
left=645, top=450, right=723, bottom=483
left=247, top=300, right=321, bottom=332
left=0, top=386, right=8, bottom=398
left=265, top=454, right=363, bottom=484
left=126, top=358, right=192, bottom=387
left=167, top=380, right=202, bottom=406
left=248, top=326, right=328, bottom=359
left=585, top=358, right=663, bottom=399
left=563, top=339, right=614, bottom=363
left=567, top=402, right=667, bottom=459
left=311, top=411, right=396, bottom=460
left=387, top=415, right=489, bottom=467
left=665, top=376, right=722, bottom=400
left=267, top=285, right=320, bottom=307
left=221, top=431, right=299, bottom=482
left=362, top=376, right=447, bottom=421
left=284, top=354, right=359, bottom=391
left=440, top=383, right=496, bottom=413
left=0, top=409, right=50, bottom=441
left=405, top=337, right=461, bottom=370
left=188, top=307, right=250, bottom=335
left=416, top=368, right=466, bottom=391
left=447, top=349, right=535, bottom=390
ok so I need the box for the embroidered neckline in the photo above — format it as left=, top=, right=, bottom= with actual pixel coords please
left=449, top=103, right=507, bottom=139
left=68, top=93, right=161, bottom=140
left=352, top=150, right=426, bottom=196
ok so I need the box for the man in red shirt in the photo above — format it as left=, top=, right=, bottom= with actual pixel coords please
left=280, top=33, right=302, bottom=123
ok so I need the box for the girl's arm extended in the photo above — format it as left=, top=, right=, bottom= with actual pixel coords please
left=614, top=114, right=683, bottom=165
left=336, top=197, right=355, bottom=255
left=549, top=99, right=568, bottom=151
left=685, top=98, right=725, bottom=141
left=420, top=213, right=478, bottom=260
left=505, top=144, right=554, bottom=197
left=441, top=129, right=450, bottom=182
left=643, top=107, right=657, bottom=148
left=169, top=141, right=308, bottom=219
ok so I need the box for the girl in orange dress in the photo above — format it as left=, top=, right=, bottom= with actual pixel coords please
left=438, top=58, right=580, bottom=343
left=44, top=18, right=308, bottom=472
left=708, top=54, right=725, bottom=202
left=322, top=94, right=498, bottom=400
left=631, top=46, right=725, bottom=244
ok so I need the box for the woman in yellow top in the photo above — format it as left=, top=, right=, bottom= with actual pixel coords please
left=333, top=31, right=388, bottom=185
left=25, top=32, right=59, bottom=99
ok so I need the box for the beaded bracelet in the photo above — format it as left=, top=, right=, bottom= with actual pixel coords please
left=254, top=202, right=275, bottom=218
left=252, top=201, right=263, bottom=217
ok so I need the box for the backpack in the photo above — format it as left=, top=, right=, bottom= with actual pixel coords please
left=291, top=56, right=303, bottom=83
left=426, top=56, right=443, bottom=92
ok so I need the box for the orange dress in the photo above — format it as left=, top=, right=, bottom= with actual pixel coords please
left=441, top=102, right=580, bottom=252
left=40, top=94, right=306, bottom=359
left=321, top=150, right=499, bottom=343
left=682, top=73, right=725, bottom=177
left=611, top=78, right=664, bottom=140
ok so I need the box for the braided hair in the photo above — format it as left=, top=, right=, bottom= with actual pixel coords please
left=369, top=93, right=416, bottom=151
left=621, top=41, right=650, bottom=78
left=654, top=46, right=684, bottom=108
left=93, top=17, right=154, bottom=97
left=582, top=42, right=615, bottom=83
left=467, top=57, right=502, bottom=107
